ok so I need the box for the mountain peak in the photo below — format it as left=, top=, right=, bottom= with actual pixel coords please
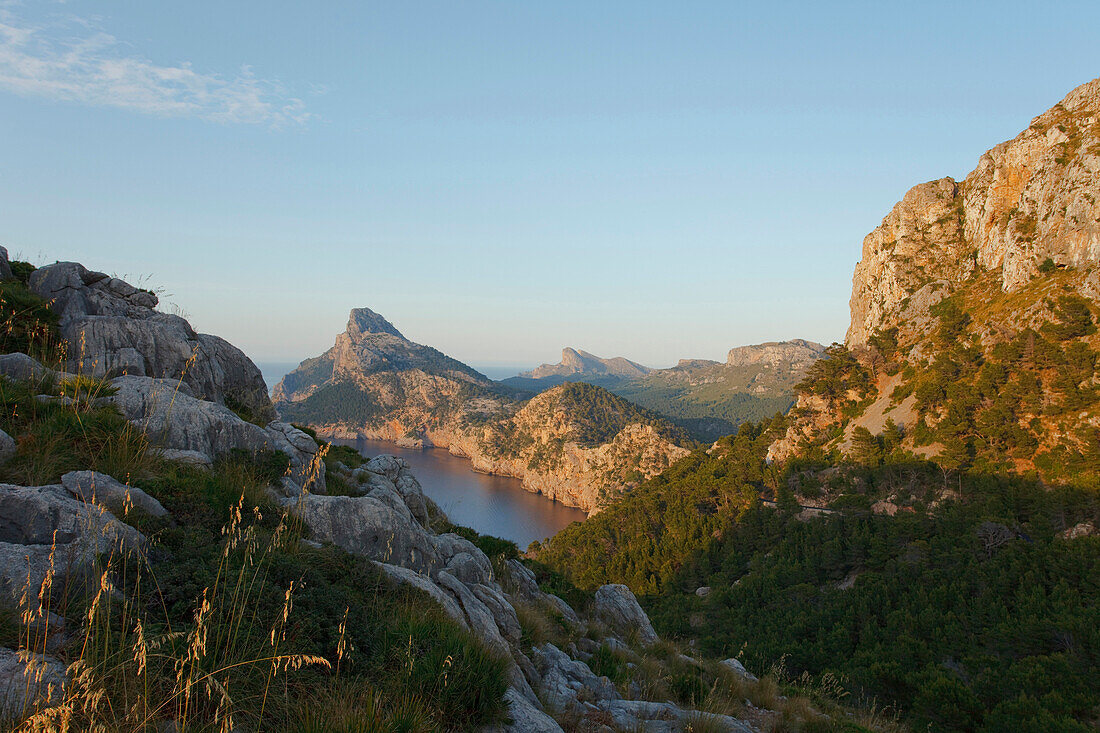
left=346, top=307, right=404, bottom=341
left=846, top=75, right=1100, bottom=346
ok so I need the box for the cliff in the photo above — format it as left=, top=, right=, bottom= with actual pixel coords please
left=848, top=76, right=1100, bottom=347
left=772, top=76, right=1100, bottom=473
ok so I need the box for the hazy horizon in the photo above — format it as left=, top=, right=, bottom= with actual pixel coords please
left=3, top=1, right=1098, bottom=365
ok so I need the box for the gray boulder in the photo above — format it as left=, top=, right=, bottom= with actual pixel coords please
left=29, top=261, right=274, bottom=422
left=0, top=247, right=12, bottom=281
left=592, top=584, right=659, bottom=645
left=719, top=657, right=758, bottom=682
left=286, top=493, right=441, bottom=573
left=597, top=699, right=755, bottom=732
left=0, top=353, right=51, bottom=382
left=494, top=688, right=564, bottom=733
left=61, top=470, right=168, bottom=518
left=437, top=570, right=511, bottom=658
left=0, top=647, right=66, bottom=718
left=374, top=561, right=467, bottom=628
left=533, top=642, right=619, bottom=711
left=0, top=483, right=145, bottom=600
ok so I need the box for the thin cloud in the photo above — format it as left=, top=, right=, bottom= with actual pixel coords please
left=0, top=12, right=309, bottom=126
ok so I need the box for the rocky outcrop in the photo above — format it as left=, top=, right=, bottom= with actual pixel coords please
left=521, top=348, right=655, bottom=380
left=0, top=647, right=66, bottom=718
left=275, top=310, right=692, bottom=512
left=273, top=307, right=488, bottom=404
left=0, top=247, right=12, bottom=281
left=0, top=482, right=146, bottom=601
left=726, top=339, right=826, bottom=369
left=29, top=261, right=274, bottom=422
left=848, top=77, right=1100, bottom=346
left=106, top=374, right=324, bottom=492
left=0, top=429, right=15, bottom=465
left=60, top=471, right=167, bottom=518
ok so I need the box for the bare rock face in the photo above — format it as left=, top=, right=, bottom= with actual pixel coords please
left=61, top=470, right=167, bottom=518
left=29, top=261, right=274, bottom=422
left=0, top=647, right=66, bottom=718
left=726, top=339, right=826, bottom=368
left=0, top=247, right=12, bottom=281
left=848, top=77, right=1100, bottom=346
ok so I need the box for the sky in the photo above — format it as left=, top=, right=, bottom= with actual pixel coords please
left=1, top=1, right=1098, bottom=372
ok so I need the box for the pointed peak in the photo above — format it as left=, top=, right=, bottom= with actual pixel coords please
left=346, top=308, right=404, bottom=341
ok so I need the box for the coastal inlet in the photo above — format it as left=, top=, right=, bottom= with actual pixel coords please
left=336, top=438, right=588, bottom=548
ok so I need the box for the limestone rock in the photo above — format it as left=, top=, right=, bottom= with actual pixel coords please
left=152, top=448, right=213, bottom=467
left=107, top=376, right=323, bottom=492
left=726, top=339, right=826, bottom=368
left=374, top=561, right=467, bottom=628
left=532, top=642, right=618, bottom=710
left=0, top=482, right=145, bottom=600
left=493, top=687, right=564, bottom=733
left=0, top=647, right=66, bottom=718
left=520, top=348, right=654, bottom=379
left=0, top=429, right=14, bottom=465
left=287, top=492, right=441, bottom=573
left=1060, top=522, right=1097, bottom=539
left=0, top=353, right=51, bottom=382
left=719, top=657, right=759, bottom=682
left=848, top=77, right=1100, bottom=346
left=29, top=261, right=274, bottom=421
left=592, top=584, right=659, bottom=645
left=61, top=470, right=167, bottom=518
left=436, top=570, right=511, bottom=658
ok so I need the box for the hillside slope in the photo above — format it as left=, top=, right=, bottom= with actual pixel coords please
left=275, top=312, right=693, bottom=512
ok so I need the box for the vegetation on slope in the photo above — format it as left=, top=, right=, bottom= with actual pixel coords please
left=534, top=421, right=1100, bottom=731
left=504, top=359, right=811, bottom=443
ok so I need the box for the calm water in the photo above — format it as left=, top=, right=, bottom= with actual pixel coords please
left=336, top=438, right=588, bottom=548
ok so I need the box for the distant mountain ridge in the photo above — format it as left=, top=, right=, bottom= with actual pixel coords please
left=504, top=340, right=826, bottom=442
left=274, top=310, right=692, bottom=512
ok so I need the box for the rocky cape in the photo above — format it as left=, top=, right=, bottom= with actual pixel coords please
left=275, top=310, right=693, bottom=513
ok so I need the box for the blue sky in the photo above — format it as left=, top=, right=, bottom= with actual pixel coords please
left=1, top=1, right=1097, bottom=370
